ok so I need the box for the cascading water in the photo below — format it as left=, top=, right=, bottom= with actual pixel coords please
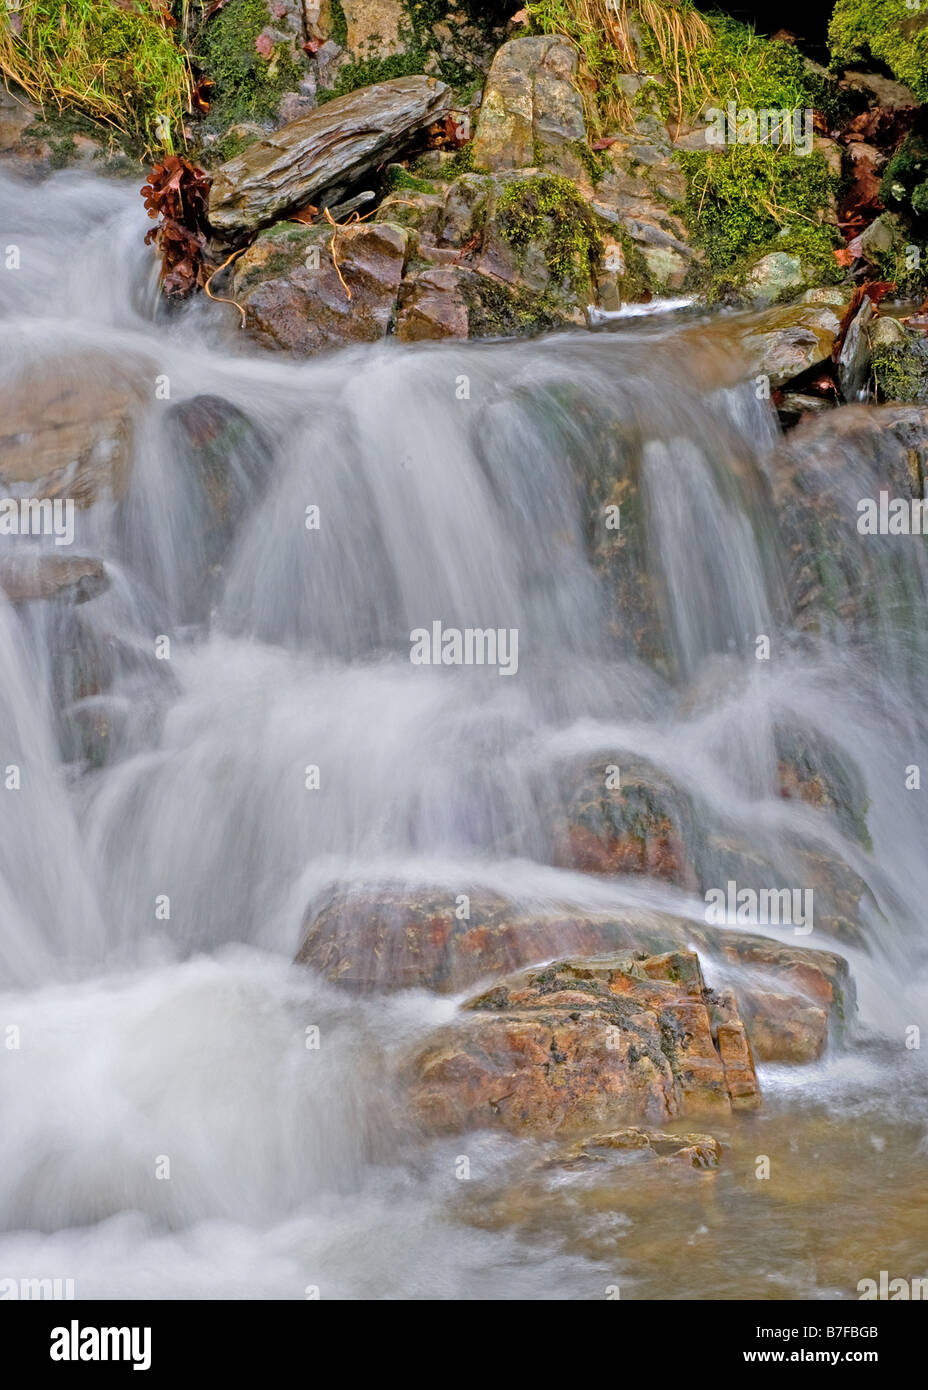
left=1, top=168, right=927, bottom=1299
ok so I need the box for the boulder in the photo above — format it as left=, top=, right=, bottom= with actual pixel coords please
left=296, top=883, right=856, bottom=1061
left=408, top=950, right=759, bottom=1137
left=471, top=36, right=586, bottom=175
left=230, top=219, right=408, bottom=353
left=208, top=76, right=452, bottom=236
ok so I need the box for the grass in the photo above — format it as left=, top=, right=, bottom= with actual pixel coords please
left=526, top=0, right=711, bottom=133
left=0, top=0, right=191, bottom=151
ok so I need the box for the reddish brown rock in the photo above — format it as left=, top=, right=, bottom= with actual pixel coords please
left=230, top=221, right=408, bottom=355
left=408, top=951, right=760, bottom=1137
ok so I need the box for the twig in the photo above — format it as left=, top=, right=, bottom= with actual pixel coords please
left=203, top=245, right=249, bottom=327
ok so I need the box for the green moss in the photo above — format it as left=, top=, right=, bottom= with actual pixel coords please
left=194, top=0, right=304, bottom=128
left=700, top=220, right=844, bottom=305
left=316, top=49, right=426, bottom=102
left=829, top=0, right=928, bottom=104
left=443, top=142, right=476, bottom=177
left=496, top=173, right=602, bottom=292
left=385, top=165, right=439, bottom=194
left=872, top=343, right=928, bottom=404
left=329, top=0, right=348, bottom=48
left=461, top=275, right=572, bottom=338
left=676, top=145, right=841, bottom=291
left=870, top=213, right=928, bottom=297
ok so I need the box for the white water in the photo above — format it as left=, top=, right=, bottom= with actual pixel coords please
left=1, top=170, right=927, bottom=1299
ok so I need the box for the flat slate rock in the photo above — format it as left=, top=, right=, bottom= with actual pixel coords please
left=208, top=76, right=452, bottom=237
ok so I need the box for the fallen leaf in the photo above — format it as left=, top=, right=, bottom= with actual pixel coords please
left=255, top=32, right=274, bottom=58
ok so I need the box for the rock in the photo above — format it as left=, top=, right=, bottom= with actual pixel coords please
left=707, top=931, right=855, bottom=1058
left=743, top=251, right=804, bottom=307
left=857, top=214, right=895, bottom=260
left=340, top=0, right=404, bottom=58
left=719, top=301, right=846, bottom=390
left=230, top=219, right=408, bottom=353
left=871, top=319, right=928, bottom=403
left=408, top=951, right=760, bottom=1137
left=841, top=70, right=919, bottom=114
left=838, top=296, right=874, bottom=401
left=870, top=315, right=908, bottom=352
left=772, top=403, right=928, bottom=631
left=550, top=1127, right=722, bottom=1170
left=208, top=76, right=452, bottom=236
left=0, top=356, right=143, bottom=506
left=800, top=287, right=850, bottom=307
left=162, top=395, right=271, bottom=616
left=777, top=393, right=835, bottom=428
left=394, top=266, right=469, bottom=341
left=471, top=36, right=585, bottom=174
left=0, top=555, right=108, bottom=605
left=551, top=755, right=702, bottom=887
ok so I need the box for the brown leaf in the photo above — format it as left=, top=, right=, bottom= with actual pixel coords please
left=255, top=32, right=274, bottom=58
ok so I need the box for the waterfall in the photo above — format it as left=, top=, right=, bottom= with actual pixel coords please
left=1, top=168, right=926, bottom=1299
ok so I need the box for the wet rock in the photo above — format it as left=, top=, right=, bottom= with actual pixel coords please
left=162, top=395, right=272, bottom=615
left=722, top=300, right=848, bottom=390
left=230, top=219, right=408, bottom=353
left=857, top=214, right=895, bottom=259
left=209, top=76, right=452, bottom=236
left=0, top=555, right=108, bottom=605
left=710, top=932, right=855, bottom=1062
left=772, top=403, right=928, bottom=632
left=0, top=356, right=144, bottom=507
left=471, top=36, right=585, bottom=175
left=549, top=1127, right=722, bottom=1170
left=838, top=297, right=874, bottom=401
left=408, top=951, right=759, bottom=1137
left=551, top=755, right=702, bottom=887
left=775, top=724, right=871, bottom=847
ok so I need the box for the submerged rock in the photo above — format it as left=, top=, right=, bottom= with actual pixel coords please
left=0, top=356, right=144, bottom=507
left=0, top=555, right=108, bottom=605
left=408, top=950, right=759, bottom=1137
left=208, top=76, right=452, bottom=236
left=549, top=1127, right=722, bottom=1170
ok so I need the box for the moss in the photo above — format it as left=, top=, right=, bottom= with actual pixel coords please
left=829, top=0, right=928, bottom=104
left=872, top=343, right=928, bottom=404
left=194, top=0, right=304, bottom=129
left=385, top=165, right=439, bottom=194
left=461, top=275, right=572, bottom=338
left=676, top=145, right=841, bottom=291
left=701, top=220, right=844, bottom=305
left=317, top=49, right=427, bottom=102
left=24, top=107, right=136, bottom=171
left=870, top=213, right=928, bottom=298
left=443, top=142, right=476, bottom=177
left=496, top=174, right=602, bottom=293
left=329, top=0, right=348, bottom=48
